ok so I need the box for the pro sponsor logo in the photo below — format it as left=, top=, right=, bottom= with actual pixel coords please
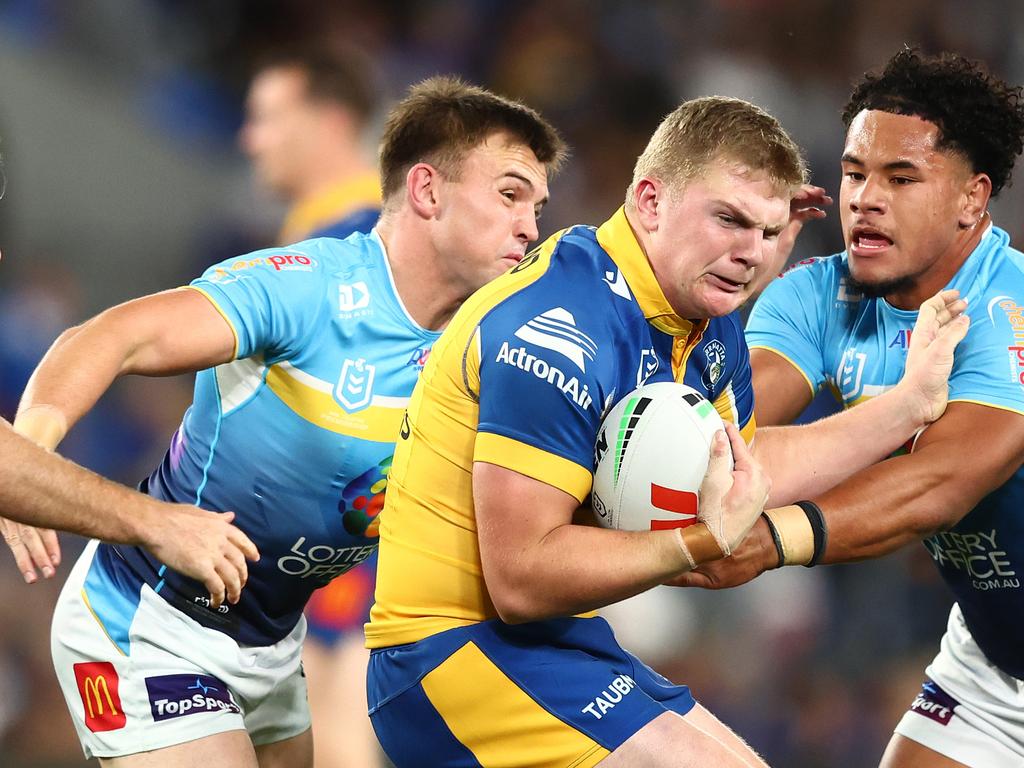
left=923, top=528, right=1019, bottom=590
left=495, top=341, right=593, bottom=410
left=780, top=257, right=821, bottom=277
left=277, top=536, right=376, bottom=582
left=989, top=296, right=1024, bottom=386
left=146, top=674, right=240, bottom=722
left=603, top=270, right=632, bottom=301
left=338, top=281, right=371, bottom=315
left=701, top=339, right=726, bottom=389
left=513, top=308, right=597, bottom=372
left=74, top=662, right=126, bottom=733
left=581, top=674, right=637, bottom=719
left=909, top=681, right=959, bottom=726
left=336, top=358, right=376, bottom=412
left=209, top=253, right=316, bottom=283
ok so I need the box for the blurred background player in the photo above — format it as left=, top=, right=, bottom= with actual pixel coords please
left=241, top=45, right=386, bottom=768
left=240, top=46, right=381, bottom=245
left=6, top=78, right=563, bottom=767
left=686, top=48, right=1024, bottom=768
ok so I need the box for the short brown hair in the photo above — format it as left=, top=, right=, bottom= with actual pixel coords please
left=628, top=96, right=806, bottom=203
left=379, top=76, right=567, bottom=202
left=252, top=47, right=378, bottom=126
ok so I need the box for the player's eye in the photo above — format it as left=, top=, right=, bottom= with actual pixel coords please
left=844, top=171, right=864, bottom=182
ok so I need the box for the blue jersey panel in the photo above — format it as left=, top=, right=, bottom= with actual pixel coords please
left=100, top=231, right=441, bottom=646
left=311, top=207, right=379, bottom=241
left=746, top=225, right=1024, bottom=678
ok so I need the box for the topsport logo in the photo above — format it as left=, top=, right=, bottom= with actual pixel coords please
left=145, top=673, right=240, bottom=722
left=513, top=307, right=597, bottom=372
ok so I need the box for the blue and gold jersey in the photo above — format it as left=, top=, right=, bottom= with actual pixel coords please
left=279, top=171, right=381, bottom=245
left=367, top=208, right=756, bottom=649
left=746, top=224, right=1024, bottom=678
left=94, top=231, right=440, bottom=647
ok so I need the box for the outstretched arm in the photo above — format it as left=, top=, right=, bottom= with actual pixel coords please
left=5, top=287, right=236, bottom=579
left=0, top=419, right=258, bottom=604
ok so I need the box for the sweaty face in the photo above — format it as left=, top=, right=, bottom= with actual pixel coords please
left=840, top=110, right=974, bottom=299
left=646, top=163, right=791, bottom=319
left=433, top=133, right=549, bottom=295
left=240, top=67, right=321, bottom=197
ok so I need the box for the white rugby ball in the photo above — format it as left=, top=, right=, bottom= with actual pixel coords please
left=592, top=382, right=727, bottom=532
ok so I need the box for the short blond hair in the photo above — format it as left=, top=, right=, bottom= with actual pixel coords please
left=627, top=96, right=806, bottom=204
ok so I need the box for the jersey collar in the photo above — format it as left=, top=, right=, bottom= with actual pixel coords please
left=596, top=206, right=704, bottom=337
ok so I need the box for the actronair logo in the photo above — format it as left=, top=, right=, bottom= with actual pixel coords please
left=513, top=308, right=597, bottom=372
left=495, top=342, right=594, bottom=410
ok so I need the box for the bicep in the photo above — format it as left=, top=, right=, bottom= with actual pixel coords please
left=110, top=288, right=237, bottom=375
left=750, top=348, right=815, bottom=426
left=473, top=461, right=580, bottom=574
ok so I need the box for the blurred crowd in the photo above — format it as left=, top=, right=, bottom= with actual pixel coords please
left=2, top=1, right=1023, bottom=766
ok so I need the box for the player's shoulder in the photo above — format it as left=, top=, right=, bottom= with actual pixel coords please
left=197, top=233, right=379, bottom=286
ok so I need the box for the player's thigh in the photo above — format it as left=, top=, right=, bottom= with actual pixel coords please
left=254, top=727, right=313, bottom=768
left=879, top=733, right=969, bottom=768
left=596, top=710, right=763, bottom=768
left=99, top=730, right=257, bottom=768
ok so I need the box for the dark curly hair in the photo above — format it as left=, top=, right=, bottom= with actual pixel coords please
left=842, top=47, right=1024, bottom=196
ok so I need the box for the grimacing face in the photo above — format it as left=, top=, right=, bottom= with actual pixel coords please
left=840, top=109, right=978, bottom=300
left=645, top=162, right=791, bottom=319
left=432, top=132, right=549, bottom=295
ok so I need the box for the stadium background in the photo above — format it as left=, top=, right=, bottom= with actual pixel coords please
left=1, top=1, right=1022, bottom=766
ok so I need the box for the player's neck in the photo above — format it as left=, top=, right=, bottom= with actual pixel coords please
left=885, top=212, right=990, bottom=310
left=377, top=214, right=464, bottom=331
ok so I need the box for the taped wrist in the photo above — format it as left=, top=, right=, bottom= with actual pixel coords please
left=762, top=501, right=828, bottom=566
left=13, top=405, right=68, bottom=451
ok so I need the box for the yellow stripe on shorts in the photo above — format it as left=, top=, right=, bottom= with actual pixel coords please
left=420, top=641, right=610, bottom=768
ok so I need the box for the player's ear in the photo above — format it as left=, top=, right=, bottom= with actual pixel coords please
left=631, top=177, right=663, bottom=232
left=406, top=162, right=441, bottom=219
left=959, top=172, right=991, bottom=229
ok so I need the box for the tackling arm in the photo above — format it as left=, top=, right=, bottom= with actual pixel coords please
left=749, top=348, right=815, bottom=426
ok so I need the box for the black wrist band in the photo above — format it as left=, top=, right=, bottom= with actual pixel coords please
left=760, top=511, right=785, bottom=567
left=794, top=500, right=828, bottom=567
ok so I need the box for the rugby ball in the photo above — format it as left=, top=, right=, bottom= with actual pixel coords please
left=592, top=382, right=727, bottom=532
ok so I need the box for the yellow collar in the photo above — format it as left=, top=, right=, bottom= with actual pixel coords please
left=279, top=172, right=382, bottom=245
left=596, top=207, right=704, bottom=337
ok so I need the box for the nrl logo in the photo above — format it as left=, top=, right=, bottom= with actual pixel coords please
left=336, top=358, right=376, bottom=412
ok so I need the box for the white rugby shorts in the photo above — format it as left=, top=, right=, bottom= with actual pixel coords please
left=51, top=540, right=310, bottom=759
left=893, top=603, right=1024, bottom=767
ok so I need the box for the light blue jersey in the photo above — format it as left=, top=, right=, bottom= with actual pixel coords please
left=746, top=224, right=1024, bottom=679
left=88, top=231, right=440, bottom=647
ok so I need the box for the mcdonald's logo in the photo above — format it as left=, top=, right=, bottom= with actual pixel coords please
left=73, top=662, right=127, bottom=732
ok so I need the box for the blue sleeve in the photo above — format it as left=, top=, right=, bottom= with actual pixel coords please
left=950, top=295, right=1024, bottom=415
left=745, top=259, right=834, bottom=392
left=189, top=245, right=328, bottom=361
left=476, top=294, right=606, bottom=472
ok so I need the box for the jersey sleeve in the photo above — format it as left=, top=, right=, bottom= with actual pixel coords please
left=744, top=259, right=834, bottom=395
left=471, top=294, right=605, bottom=504
left=718, top=316, right=757, bottom=442
left=188, top=245, right=328, bottom=361
left=948, top=295, right=1024, bottom=415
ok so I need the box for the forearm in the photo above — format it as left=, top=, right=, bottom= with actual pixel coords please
left=756, top=383, right=923, bottom=506
left=16, top=319, right=134, bottom=446
left=485, top=523, right=722, bottom=623
left=0, top=421, right=154, bottom=543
